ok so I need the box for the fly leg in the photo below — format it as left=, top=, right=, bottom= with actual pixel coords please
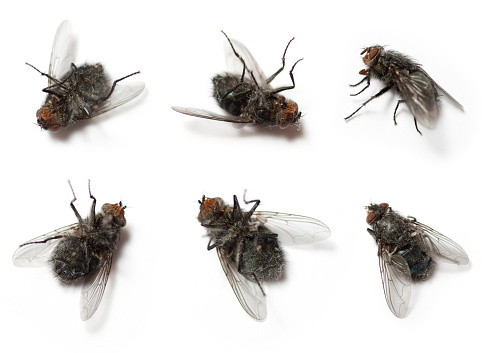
left=87, top=180, right=97, bottom=228
left=101, top=71, right=141, bottom=101
left=207, top=237, right=217, bottom=251
left=413, top=117, right=422, bottom=135
left=393, top=99, right=406, bottom=126
left=68, top=180, right=84, bottom=225
left=240, top=193, right=261, bottom=221
left=235, top=238, right=245, bottom=273
left=266, top=37, right=295, bottom=85
left=26, top=62, right=60, bottom=85
left=268, top=37, right=302, bottom=93
left=345, top=86, right=391, bottom=121
left=273, top=57, right=303, bottom=94
left=350, top=70, right=371, bottom=96
left=26, top=62, right=75, bottom=98
left=253, top=273, right=266, bottom=296
left=221, top=31, right=248, bottom=100
left=393, top=100, right=422, bottom=134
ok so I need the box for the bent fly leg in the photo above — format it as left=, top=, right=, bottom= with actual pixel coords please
left=273, top=57, right=304, bottom=94
left=221, top=31, right=249, bottom=100
left=102, top=71, right=141, bottom=101
left=350, top=69, right=371, bottom=96
left=267, top=37, right=295, bottom=85
left=68, top=180, right=84, bottom=225
left=87, top=180, right=97, bottom=227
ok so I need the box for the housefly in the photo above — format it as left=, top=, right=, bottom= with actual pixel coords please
left=345, top=46, right=463, bottom=134
left=12, top=181, right=126, bottom=320
left=27, top=20, right=144, bottom=132
left=172, top=31, right=303, bottom=129
left=366, top=203, right=469, bottom=318
left=198, top=194, right=330, bottom=320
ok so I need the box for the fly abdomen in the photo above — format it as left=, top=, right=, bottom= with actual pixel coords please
left=51, top=237, right=99, bottom=283
left=239, top=235, right=284, bottom=282
left=71, top=64, right=107, bottom=103
left=212, top=74, right=253, bottom=116
left=397, top=244, right=434, bottom=282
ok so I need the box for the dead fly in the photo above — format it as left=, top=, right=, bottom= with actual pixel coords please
left=345, top=46, right=463, bottom=134
left=198, top=195, right=330, bottom=320
left=27, top=20, right=144, bottom=132
left=12, top=181, right=126, bottom=320
left=366, top=203, right=469, bottom=318
left=172, top=31, right=303, bottom=129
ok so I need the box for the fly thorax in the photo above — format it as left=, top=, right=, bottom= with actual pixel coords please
left=376, top=214, right=409, bottom=245
left=91, top=230, right=117, bottom=251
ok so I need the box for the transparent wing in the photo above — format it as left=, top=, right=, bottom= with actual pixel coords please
left=252, top=211, right=330, bottom=246
left=171, top=106, right=253, bottom=124
left=92, top=82, right=145, bottom=117
left=79, top=254, right=113, bottom=321
left=224, top=38, right=268, bottom=88
left=394, top=69, right=440, bottom=129
left=379, top=250, right=412, bottom=318
left=412, top=221, right=469, bottom=265
left=12, top=223, right=79, bottom=267
left=420, top=68, right=464, bottom=111
left=49, top=20, right=76, bottom=83
left=217, top=248, right=267, bottom=321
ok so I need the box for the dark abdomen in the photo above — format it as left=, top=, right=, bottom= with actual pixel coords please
left=212, top=74, right=253, bottom=116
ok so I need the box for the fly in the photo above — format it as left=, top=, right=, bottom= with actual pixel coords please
left=345, top=46, right=463, bottom=134
left=366, top=203, right=469, bottom=318
left=172, top=31, right=303, bottom=129
left=198, top=194, right=330, bottom=320
left=12, top=181, right=126, bottom=320
left=27, top=20, right=144, bottom=132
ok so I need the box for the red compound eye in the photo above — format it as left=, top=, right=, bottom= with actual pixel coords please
left=366, top=212, right=376, bottom=224
left=363, top=47, right=379, bottom=65
left=367, top=47, right=379, bottom=60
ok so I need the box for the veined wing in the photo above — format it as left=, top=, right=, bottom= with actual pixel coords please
left=93, top=81, right=145, bottom=117
left=412, top=221, right=469, bottom=265
left=49, top=20, right=76, bottom=84
left=217, top=248, right=266, bottom=321
left=224, top=37, right=268, bottom=88
left=252, top=211, right=330, bottom=246
left=420, top=68, right=464, bottom=111
left=379, top=250, right=412, bottom=318
left=171, top=106, right=253, bottom=124
left=80, top=254, right=113, bottom=321
left=12, top=223, right=79, bottom=267
left=394, top=69, right=439, bottom=129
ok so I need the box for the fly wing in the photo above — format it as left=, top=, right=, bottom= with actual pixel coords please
left=412, top=221, right=469, bottom=265
left=420, top=68, right=464, bottom=111
left=252, top=211, right=330, bottom=246
left=12, top=223, right=79, bottom=267
left=225, top=38, right=268, bottom=88
left=79, top=253, right=113, bottom=321
left=379, top=250, right=412, bottom=318
left=217, top=248, right=267, bottom=321
left=92, top=82, right=145, bottom=117
left=171, top=107, right=254, bottom=124
left=394, top=69, right=440, bottom=129
left=49, top=20, right=76, bottom=84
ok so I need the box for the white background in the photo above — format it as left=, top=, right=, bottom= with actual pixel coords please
left=0, top=0, right=487, bottom=351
